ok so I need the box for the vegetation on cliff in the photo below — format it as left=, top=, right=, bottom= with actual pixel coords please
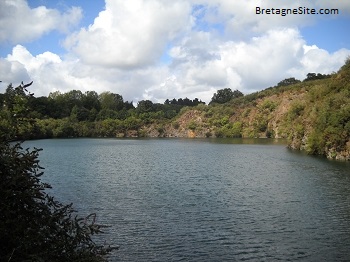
left=176, top=59, right=349, bottom=160
left=1, top=59, right=349, bottom=160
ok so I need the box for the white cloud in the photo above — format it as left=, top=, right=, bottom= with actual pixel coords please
left=220, top=28, right=305, bottom=89
left=144, top=27, right=350, bottom=102
left=188, top=0, right=314, bottom=38
left=189, top=0, right=350, bottom=39
left=289, top=47, right=350, bottom=78
left=1, top=1, right=350, bottom=104
left=166, top=28, right=304, bottom=93
left=2, top=28, right=350, bottom=104
left=0, top=0, right=82, bottom=43
left=1, top=45, right=168, bottom=102
left=0, top=58, right=30, bottom=84
left=64, top=0, right=193, bottom=69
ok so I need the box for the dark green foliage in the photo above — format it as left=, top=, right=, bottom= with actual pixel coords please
left=165, top=97, right=205, bottom=106
left=306, top=96, right=350, bottom=155
left=99, top=92, right=125, bottom=111
left=303, top=72, right=331, bottom=82
left=277, top=77, right=301, bottom=87
left=97, top=109, right=118, bottom=121
left=137, top=100, right=154, bottom=113
left=210, top=88, right=243, bottom=104
left=0, top=85, right=235, bottom=139
left=1, top=82, right=35, bottom=140
left=0, top=82, right=115, bottom=261
left=287, top=102, right=305, bottom=121
left=215, top=122, right=242, bottom=138
left=82, top=91, right=101, bottom=111
left=0, top=142, right=113, bottom=261
left=187, top=120, right=197, bottom=130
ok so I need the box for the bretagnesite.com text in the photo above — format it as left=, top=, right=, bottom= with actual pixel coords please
left=256, top=6, right=339, bottom=16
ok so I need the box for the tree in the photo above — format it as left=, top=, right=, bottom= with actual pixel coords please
left=99, top=92, right=124, bottom=111
left=0, top=82, right=115, bottom=261
left=232, top=89, right=244, bottom=99
left=28, top=96, right=50, bottom=118
left=48, top=91, right=71, bottom=118
left=82, top=91, right=101, bottom=111
left=137, top=100, right=154, bottom=113
left=164, top=97, right=205, bottom=106
left=277, top=77, right=301, bottom=87
left=210, top=88, right=243, bottom=104
left=304, top=73, right=331, bottom=82
left=70, top=105, right=90, bottom=122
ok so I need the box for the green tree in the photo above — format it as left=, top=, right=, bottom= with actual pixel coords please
left=277, top=77, right=301, bottom=87
left=82, top=91, right=101, bottom=111
left=137, top=100, right=154, bottom=113
left=71, top=105, right=90, bottom=122
left=48, top=91, right=70, bottom=118
left=210, top=88, right=243, bottom=104
left=304, top=72, right=331, bottom=82
left=99, top=92, right=124, bottom=111
left=0, top=82, right=115, bottom=261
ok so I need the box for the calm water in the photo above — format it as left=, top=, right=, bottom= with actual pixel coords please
left=24, top=138, right=350, bottom=261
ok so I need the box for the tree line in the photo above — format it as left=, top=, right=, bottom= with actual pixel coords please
left=0, top=89, right=209, bottom=122
left=0, top=71, right=331, bottom=140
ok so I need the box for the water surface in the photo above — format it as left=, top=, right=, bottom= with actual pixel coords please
left=25, top=138, right=350, bottom=261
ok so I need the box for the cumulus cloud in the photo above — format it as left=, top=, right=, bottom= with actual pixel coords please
left=64, top=0, right=193, bottom=69
left=0, top=0, right=82, bottom=43
left=1, top=45, right=167, bottom=101
left=219, top=28, right=305, bottom=90
left=2, top=45, right=111, bottom=96
left=2, top=30, right=350, bottom=104
left=190, top=0, right=350, bottom=39
left=144, top=27, right=350, bottom=102
left=289, top=47, right=350, bottom=78
left=0, top=58, right=30, bottom=84
left=167, top=28, right=304, bottom=92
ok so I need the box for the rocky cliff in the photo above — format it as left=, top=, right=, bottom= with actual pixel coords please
left=139, top=60, right=350, bottom=161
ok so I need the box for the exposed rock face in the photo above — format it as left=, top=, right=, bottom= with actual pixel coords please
left=122, top=92, right=349, bottom=161
left=323, top=140, right=350, bottom=161
left=122, top=62, right=350, bottom=161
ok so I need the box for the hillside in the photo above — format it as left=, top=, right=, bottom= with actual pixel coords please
left=1, top=61, right=349, bottom=160
left=143, top=60, right=350, bottom=160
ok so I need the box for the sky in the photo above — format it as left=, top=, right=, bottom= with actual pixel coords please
left=1, top=0, right=350, bottom=104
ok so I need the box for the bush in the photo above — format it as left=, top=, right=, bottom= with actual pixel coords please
left=214, top=122, right=242, bottom=138
left=0, top=82, right=115, bottom=261
left=261, top=99, right=278, bottom=112
left=188, top=120, right=197, bottom=130
left=287, top=102, right=305, bottom=121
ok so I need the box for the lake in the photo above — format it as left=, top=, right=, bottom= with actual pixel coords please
left=24, top=138, right=350, bottom=261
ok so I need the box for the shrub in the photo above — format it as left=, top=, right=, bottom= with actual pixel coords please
left=261, top=99, right=278, bottom=112
left=188, top=120, right=197, bottom=130
left=0, top=82, right=115, bottom=261
left=287, top=102, right=305, bottom=121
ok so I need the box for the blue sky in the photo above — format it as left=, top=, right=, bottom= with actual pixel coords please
left=300, top=16, right=350, bottom=52
left=1, top=0, right=350, bottom=103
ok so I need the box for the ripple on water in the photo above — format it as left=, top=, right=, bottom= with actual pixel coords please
left=25, top=138, right=350, bottom=261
